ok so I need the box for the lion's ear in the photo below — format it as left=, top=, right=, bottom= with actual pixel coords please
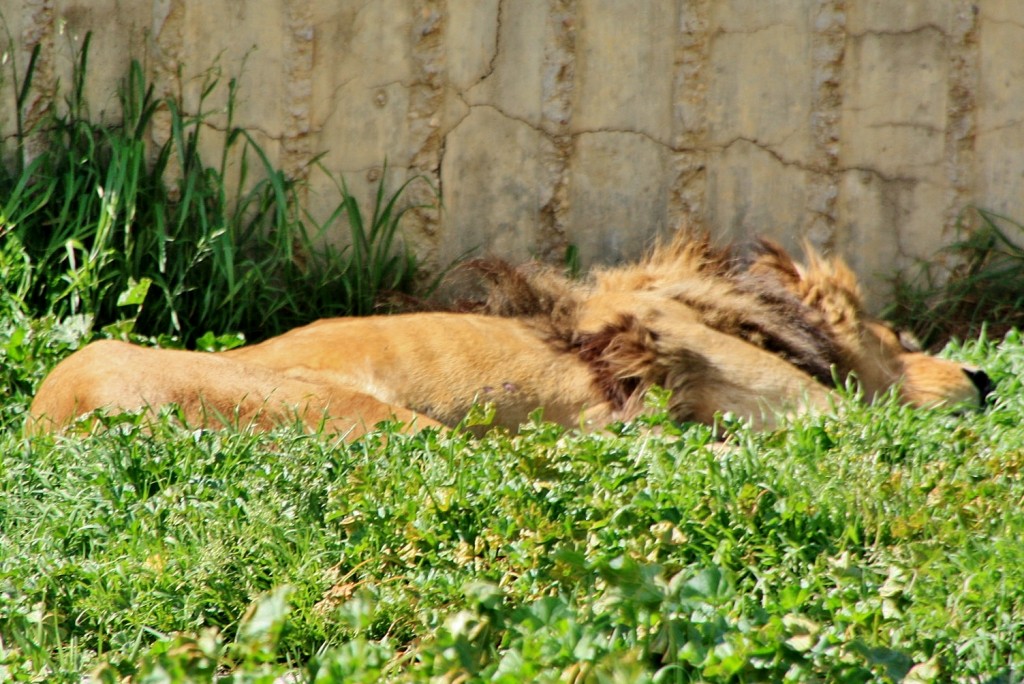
left=795, top=248, right=865, bottom=329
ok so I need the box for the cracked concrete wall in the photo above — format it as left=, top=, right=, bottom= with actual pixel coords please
left=5, top=0, right=1024, bottom=306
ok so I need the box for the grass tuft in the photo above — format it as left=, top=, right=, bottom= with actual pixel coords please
left=886, top=207, right=1024, bottom=349
left=0, top=32, right=431, bottom=346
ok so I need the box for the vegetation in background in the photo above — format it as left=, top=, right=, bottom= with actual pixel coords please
left=0, top=33, right=430, bottom=347
left=330, top=162, right=427, bottom=317
left=887, top=207, right=1024, bottom=349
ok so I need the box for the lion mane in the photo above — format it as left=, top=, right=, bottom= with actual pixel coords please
left=29, top=230, right=991, bottom=437
left=457, top=231, right=991, bottom=425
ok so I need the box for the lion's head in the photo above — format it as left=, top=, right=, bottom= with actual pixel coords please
left=741, top=238, right=993, bottom=409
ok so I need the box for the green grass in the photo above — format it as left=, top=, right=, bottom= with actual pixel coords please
left=2, top=320, right=1023, bottom=682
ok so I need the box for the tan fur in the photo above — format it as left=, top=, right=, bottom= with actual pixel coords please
left=27, top=340, right=441, bottom=438
left=223, top=309, right=834, bottom=432
left=224, top=313, right=609, bottom=432
left=28, top=231, right=988, bottom=438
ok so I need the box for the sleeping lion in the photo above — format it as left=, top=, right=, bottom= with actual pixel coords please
left=28, top=233, right=992, bottom=438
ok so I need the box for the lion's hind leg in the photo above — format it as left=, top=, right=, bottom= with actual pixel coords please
left=27, top=340, right=442, bottom=439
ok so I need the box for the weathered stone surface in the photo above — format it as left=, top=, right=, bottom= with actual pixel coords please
left=841, top=29, right=948, bottom=181
left=707, top=22, right=814, bottom=167
left=711, top=0, right=812, bottom=31
left=837, top=169, right=948, bottom=306
left=6, top=0, right=1024, bottom=304
left=976, top=3, right=1024, bottom=234
left=53, top=2, right=150, bottom=122
left=176, top=0, right=288, bottom=124
left=445, top=0, right=499, bottom=91
left=0, top=2, right=34, bottom=165
left=835, top=25, right=954, bottom=293
left=463, top=1, right=546, bottom=126
left=846, top=1, right=954, bottom=33
left=439, top=106, right=556, bottom=266
left=705, top=140, right=812, bottom=250
left=572, top=0, right=677, bottom=144
left=568, top=131, right=671, bottom=265
left=309, top=1, right=416, bottom=164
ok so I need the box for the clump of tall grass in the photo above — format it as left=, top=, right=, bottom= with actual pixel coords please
left=0, top=33, right=431, bottom=346
left=887, top=207, right=1024, bottom=349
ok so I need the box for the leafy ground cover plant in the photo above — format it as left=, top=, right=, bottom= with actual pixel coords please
left=2, top=325, right=1023, bottom=682
left=0, top=34, right=430, bottom=346
left=887, top=207, right=1024, bottom=349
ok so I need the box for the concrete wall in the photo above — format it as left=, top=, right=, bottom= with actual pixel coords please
left=4, top=0, right=1023, bottom=306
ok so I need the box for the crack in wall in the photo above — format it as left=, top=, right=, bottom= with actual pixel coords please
left=867, top=121, right=944, bottom=133
left=570, top=126, right=677, bottom=152
left=847, top=24, right=948, bottom=39
left=449, top=100, right=694, bottom=156
left=195, top=119, right=285, bottom=144
left=474, top=0, right=504, bottom=87
left=977, top=118, right=1024, bottom=136
left=844, top=165, right=921, bottom=185
left=709, top=21, right=802, bottom=38
left=983, top=16, right=1024, bottom=32
left=717, top=136, right=822, bottom=173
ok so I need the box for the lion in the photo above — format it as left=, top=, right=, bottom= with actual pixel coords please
left=219, top=232, right=990, bottom=430
left=28, top=231, right=992, bottom=437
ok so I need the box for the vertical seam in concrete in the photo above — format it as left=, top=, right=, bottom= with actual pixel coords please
left=945, top=1, right=980, bottom=235
left=19, top=0, right=55, bottom=159
left=283, top=0, right=314, bottom=194
left=409, top=0, right=446, bottom=259
left=149, top=0, right=184, bottom=165
left=410, top=1, right=446, bottom=171
left=807, top=0, right=846, bottom=251
left=537, top=0, right=578, bottom=260
left=670, top=0, right=710, bottom=231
